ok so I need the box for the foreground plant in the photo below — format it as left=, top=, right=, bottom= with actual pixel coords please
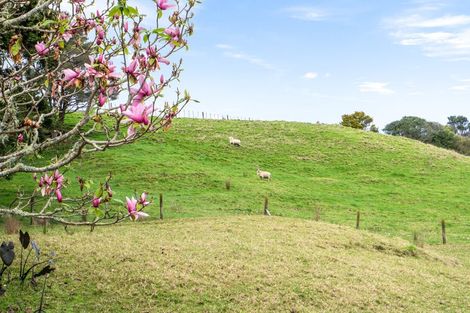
left=0, top=0, right=198, bottom=226
left=1, top=230, right=55, bottom=308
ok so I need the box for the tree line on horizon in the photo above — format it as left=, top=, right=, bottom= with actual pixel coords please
left=341, top=112, right=470, bottom=156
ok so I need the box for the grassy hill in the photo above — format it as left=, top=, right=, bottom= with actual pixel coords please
left=3, top=216, right=470, bottom=312
left=3, top=118, right=470, bottom=312
left=3, top=118, right=470, bottom=243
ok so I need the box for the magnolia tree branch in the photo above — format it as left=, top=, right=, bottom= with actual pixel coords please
left=0, top=0, right=57, bottom=28
left=0, top=0, right=198, bottom=225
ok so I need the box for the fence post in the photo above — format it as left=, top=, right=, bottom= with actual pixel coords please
left=441, top=219, right=447, bottom=244
left=413, top=231, right=423, bottom=248
left=30, top=195, right=35, bottom=225
left=264, top=196, right=271, bottom=216
left=356, top=211, right=360, bottom=229
left=314, top=207, right=320, bottom=221
left=159, top=193, right=164, bottom=220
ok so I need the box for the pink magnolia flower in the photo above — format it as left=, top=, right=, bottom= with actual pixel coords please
left=17, top=133, right=24, bottom=142
left=39, top=175, right=50, bottom=194
left=96, top=10, right=104, bottom=24
left=85, top=56, right=120, bottom=84
left=35, top=42, right=49, bottom=56
left=43, top=174, right=53, bottom=187
left=53, top=170, right=64, bottom=188
left=63, top=68, right=81, bottom=87
left=164, top=27, right=180, bottom=41
left=62, top=32, right=73, bottom=42
left=98, top=92, right=107, bottom=107
left=96, top=25, right=105, bottom=45
left=106, top=64, right=120, bottom=79
left=138, top=192, right=150, bottom=207
left=126, top=197, right=149, bottom=220
left=146, top=46, right=157, bottom=58
left=121, top=103, right=151, bottom=125
left=160, top=74, right=164, bottom=84
left=124, top=21, right=129, bottom=32
left=55, top=189, right=63, bottom=203
left=92, top=196, right=101, bottom=208
left=157, top=0, right=174, bottom=10
left=138, top=55, right=148, bottom=68
left=158, top=56, right=170, bottom=65
left=86, top=19, right=97, bottom=31
left=37, top=171, right=65, bottom=202
left=123, top=59, right=139, bottom=78
left=130, top=79, right=155, bottom=104
left=130, top=24, right=144, bottom=48
left=38, top=174, right=53, bottom=196
left=59, top=12, right=69, bottom=20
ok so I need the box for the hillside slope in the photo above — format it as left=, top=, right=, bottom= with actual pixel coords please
left=3, top=118, right=470, bottom=243
left=3, top=216, right=470, bottom=312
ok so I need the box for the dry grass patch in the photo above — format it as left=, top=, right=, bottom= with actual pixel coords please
left=2, top=216, right=470, bottom=312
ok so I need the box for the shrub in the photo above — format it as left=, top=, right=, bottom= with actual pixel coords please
left=341, top=111, right=376, bottom=131
left=454, top=136, right=470, bottom=156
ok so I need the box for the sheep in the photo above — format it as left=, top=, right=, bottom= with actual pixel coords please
left=257, top=168, right=271, bottom=180
left=229, top=136, right=241, bottom=146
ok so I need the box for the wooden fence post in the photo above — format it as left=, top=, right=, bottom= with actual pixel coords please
left=30, top=195, right=35, bottom=225
left=264, top=196, right=271, bottom=216
left=314, top=207, right=320, bottom=221
left=441, top=219, right=447, bottom=244
left=356, top=211, right=360, bottom=229
left=159, top=193, right=164, bottom=220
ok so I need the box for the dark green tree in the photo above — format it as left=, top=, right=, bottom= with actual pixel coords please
left=383, top=116, right=429, bottom=140
left=427, top=123, right=456, bottom=149
left=447, top=115, right=469, bottom=136
left=384, top=117, right=457, bottom=150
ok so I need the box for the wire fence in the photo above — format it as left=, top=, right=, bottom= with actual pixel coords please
left=177, top=109, right=255, bottom=121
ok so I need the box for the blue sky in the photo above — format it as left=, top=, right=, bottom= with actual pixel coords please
left=154, top=0, right=470, bottom=128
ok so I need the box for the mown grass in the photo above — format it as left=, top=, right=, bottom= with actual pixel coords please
left=2, top=216, right=470, bottom=312
left=2, top=118, right=470, bottom=243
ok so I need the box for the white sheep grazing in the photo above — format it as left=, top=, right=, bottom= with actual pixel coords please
left=257, top=169, right=271, bottom=180
left=229, top=136, right=241, bottom=146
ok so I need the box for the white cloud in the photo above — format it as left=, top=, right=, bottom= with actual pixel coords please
left=450, top=79, right=470, bottom=91
left=385, top=5, right=470, bottom=60
left=393, top=15, right=470, bottom=28
left=359, top=82, right=395, bottom=95
left=450, top=85, right=470, bottom=91
left=224, top=52, right=274, bottom=70
left=283, top=6, right=328, bottom=21
left=215, top=44, right=232, bottom=50
left=216, top=44, right=274, bottom=70
left=303, top=72, right=318, bottom=80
